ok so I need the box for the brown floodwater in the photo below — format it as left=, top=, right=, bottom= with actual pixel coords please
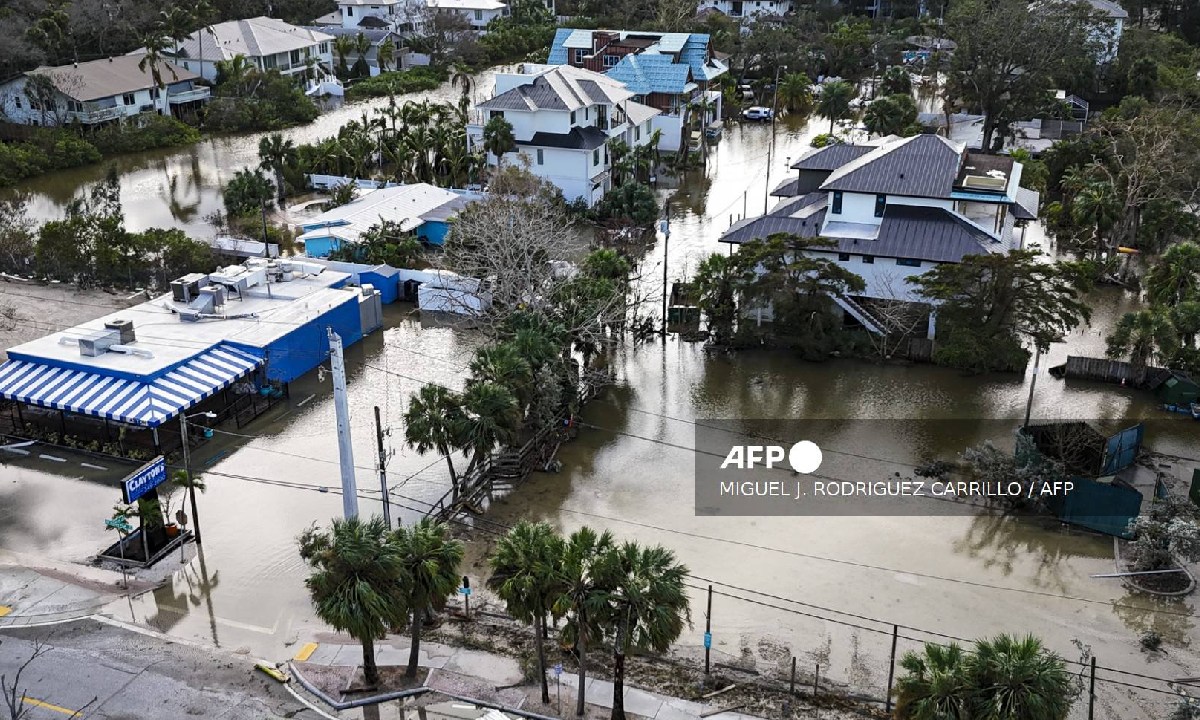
left=1, top=96, right=1196, bottom=719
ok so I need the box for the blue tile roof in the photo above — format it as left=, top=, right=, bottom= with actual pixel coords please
left=606, top=53, right=691, bottom=95
left=546, top=28, right=723, bottom=95
left=547, top=28, right=572, bottom=64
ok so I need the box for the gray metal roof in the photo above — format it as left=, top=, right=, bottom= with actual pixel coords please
left=518, top=126, right=608, bottom=151
left=477, top=65, right=633, bottom=113
left=820, top=135, right=964, bottom=199
left=1012, top=186, right=1041, bottom=221
left=721, top=193, right=828, bottom=243
left=1086, top=0, right=1129, bottom=19
left=790, top=144, right=875, bottom=171
left=854, top=205, right=998, bottom=262
left=771, top=177, right=801, bottom=197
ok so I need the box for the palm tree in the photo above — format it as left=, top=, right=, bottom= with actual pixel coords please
left=258, top=133, right=297, bottom=203
left=777, top=72, right=812, bottom=114
left=215, top=55, right=254, bottom=93
left=1145, top=241, right=1200, bottom=307
left=816, top=80, right=855, bottom=134
left=139, top=31, right=178, bottom=116
left=377, top=37, right=396, bottom=72
left=395, top=519, right=464, bottom=678
left=967, top=635, right=1074, bottom=720
left=333, top=35, right=355, bottom=79
left=404, top=384, right=467, bottom=498
left=459, top=381, right=521, bottom=474
left=483, top=116, right=516, bottom=170
left=191, top=0, right=215, bottom=83
left=879, top=65, right=912, bottom=96
left=894, top=642, right=970, bottom=720
left=470, top=344, right=534, bottom=411
left=598, top=542, right=690, bottom=720
left=1071, top=181, right=1121, bottom=259
left=1106, top=308, right=1177, bottom=367
left=487, top=521, right=565, bottom=705
left=451, top=62, right=474, bottom=102
left=863, top=94, right=918, bottom=137
left=160, top=6, right=193, bottom=58
left=352, top=33, right=372, bottom=78
left=553, top=526, right=616, bottom=717
left=297, top=516, right=409, bottom=687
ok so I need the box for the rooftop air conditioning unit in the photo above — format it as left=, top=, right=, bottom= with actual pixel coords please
left=103, top=318, right=136, bottom=344
left=199, top=285, right=226, bottom=308
left=171, top=273, right=209, bottom=303
left=79, top=329, right=120, bottom=357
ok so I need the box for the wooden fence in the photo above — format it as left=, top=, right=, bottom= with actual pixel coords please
left=1052, top=356, right=1169, bottom=387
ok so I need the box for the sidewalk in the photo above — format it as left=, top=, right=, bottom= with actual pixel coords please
left=292, top=639, right=783, bottom=720
left=0, top=551, right=152, bottom=626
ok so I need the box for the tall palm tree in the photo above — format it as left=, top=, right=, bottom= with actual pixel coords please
left=968, top=635, right=1074, bottom=720
left=470, top=343, right=534, bottom=411
left=297, top=516, right=409, bottom=687
left=597, top=542, right=690, bottom=720
left=139, top=31, right=179, bottom=116
left=816, top=80, right=855, bottom=134
left=1071, top=182, right=1121, bottom=259
left=191, top=0, right=216, bottom=83
left=377, top=37, right=396, bottom=72
left=553, top=526, right=616, bottom=717
left=352, top=32, right=372, bottom=78
left=777, top=72, right=813, bottom=114
left=258, top=133, right=297, bottom=203
left=215, top=55, right=254, bottom=93
left=451, top=62, right=474, bottom=102
left=483, top=116, right=516, bottom=170
left=1106, top=308, right=1177, bottom=367
left=333, top=35, right=355, bottom=79
left=160, top=6, right=193, bottom=58
left=894, top=642, right=970, bottom=720
left=487, top=521, right=565, bottom=705
left=1145, top=241, right=1200, bottom=307
left=404, top=384, right=466, bottom=498
left=459, top=381, right=521, bottom=474
left=395, top=519, right=464, bottom=678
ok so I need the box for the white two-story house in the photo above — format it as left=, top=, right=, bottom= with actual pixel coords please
left=467, top=64, right=660, bottom=207
left=428, top=0, right=508, bottom=31
left=722, top=134, right=1041, bottom=338
left=164, top=17, right=335, bottom=83
left=0, top=54, right=208, bottom=126
left=696, top=0, right=793, bottom=20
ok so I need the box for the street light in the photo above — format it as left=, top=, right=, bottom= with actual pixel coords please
left=180, top=410, right=217, bottom=546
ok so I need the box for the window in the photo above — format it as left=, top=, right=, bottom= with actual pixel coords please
left=569, top=110, right=576, bottom=124
left=593, top=148, right=600, bottom=166
left=634, top=125, right=640, bottom=141
left=290, top=49, right=301, bottom=65
left=67, top=99, right=82, bottom=112
left=263, top=54, right=277, bottom=69
left=320, top=42, right=330, bottom=54
left=574, top=49, right=585, bottom=63
left=584, top=107, right=589, bottom=120
left=536, top=148, right=544, bottom=165
left=13, top=96, right=21, bottom=109
left=897, top=258, right=922, bottom=267
left=603, top=54, right=619, bottom=67
left=489, top=110, right=504, bottom=120
left=863, top=255, right=875, bottom=264
left=150, top=87, right=160, bottom=100
left=874, top=194, right=887, bottom=218
left=474, top=8, right=482, bottom=20
left=346, top=6, right=354, bottom=15
left=837, top=253, right=850, bottom=261
left=122, top=93, right=136, bottom=106
left=831, top=190, right=843, bottom=214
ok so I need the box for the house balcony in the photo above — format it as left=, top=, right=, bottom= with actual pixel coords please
left=66, top=106, right=125, bottom=124
left=168, top=87, right=211, bottom=104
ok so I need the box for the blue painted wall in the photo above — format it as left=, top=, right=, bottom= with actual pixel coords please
left=303, top=236, right=341, bottom=258
left=359, top=268, right=400, bottom=304
left=417, top=221, right=450, bottom=246
left=262, top=292, right=363, bottom=383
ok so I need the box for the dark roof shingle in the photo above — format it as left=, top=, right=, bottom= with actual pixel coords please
left=790, top=144, right=875, bottom=171
left=820, top=135, right=963, bottom=198
left=518, top=126, right=609, bottom=151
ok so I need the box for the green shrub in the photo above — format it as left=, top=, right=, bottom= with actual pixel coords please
left=346, top=66, right=448, bottom=99
left=0, top=130, right=103, bottom=186
left=205, top=70, right=320, bottom=131
left=90, top=114, right=200, bottom=154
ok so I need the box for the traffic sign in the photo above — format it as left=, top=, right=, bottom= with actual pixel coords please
left=554, top=663, right=563, bottom=677
left=121, top=456, right=167, bottom=504
left=459, top=587, right=472, bottom=596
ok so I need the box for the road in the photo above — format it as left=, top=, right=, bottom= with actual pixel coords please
left=0, top=618, right=322, bottom=719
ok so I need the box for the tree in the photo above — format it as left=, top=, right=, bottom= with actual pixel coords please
left=395, top=518, right=464, bottom=678
left=880, top=65, right=912, bottom=96
left=693, top=252, right=746, bottom=345
left=1105, top=308, right=1177, bottom=367
left=946, top=0, right=1099, bottom=151
left=592, top=182, right=658, bottom=227
left=258, top=133, right=297, bottom=203
left=333, top=34, right=354, bottom=79
left=862, top=93, right=919, bottom=137
left=0, top=193, right=36, bottom=276
left=376, top=37, right=396, bottom=72
left=482, top=115, right=515, bottom=169
left=1145, top=241, right=1200, bottom=307
left=351, top=33, right=372, bottom=78
left=1126, top=496, right=1200, bottom=572
left=404, top=384, right=466, bottom=499
left=816, top=80, right=855, bottom=134
left=487, top=521, right=565, bottom=705
left=777, top=72, right=813, bottom=114
left=894, top=642, right=970, bottom=720
left=138, top=30, right=178, bottom=116
left=553, top=527, right=616, bottom=717
left=222, top=169, right=273, bottom=217
left=297, top=516, right=409, bottom=687
left=597, top=542, right=690, bottom=720
left=458, top=381, right=521, bottom=475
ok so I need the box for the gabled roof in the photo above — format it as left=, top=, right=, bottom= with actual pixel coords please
left=820, top=134, right=964, bottom=199
left=27, top=54, right=198, bottom=102
left=790, top=143, right=876, bottom=171
left=1086, top=0, right=1129, bottom=19
left=547, top=28, right=727, bottom=91
left=721, top=193, right=828, bottom=244
left=171, top=17, right=333, bottom=62
left=606, top=53, right=691, bottom=96
left=520, top=126, right=609, bottom=151
left=478, top=65, right=633, bottom=112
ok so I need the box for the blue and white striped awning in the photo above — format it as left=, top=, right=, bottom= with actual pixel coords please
left=0, top=345, right=262, bottom=428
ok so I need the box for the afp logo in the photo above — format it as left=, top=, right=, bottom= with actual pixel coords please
left=719, top=441, right=822, bottom=474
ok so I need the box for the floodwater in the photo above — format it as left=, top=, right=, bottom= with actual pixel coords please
left=2, top=99, right=1197, bottom=719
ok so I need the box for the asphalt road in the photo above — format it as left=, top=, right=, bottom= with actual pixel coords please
left=0, top=618, right=322, bottom=719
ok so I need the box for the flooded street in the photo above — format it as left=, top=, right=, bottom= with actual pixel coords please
left=2, top=96, right=1197, bottom=719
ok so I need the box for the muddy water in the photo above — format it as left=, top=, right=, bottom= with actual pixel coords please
left=7, top=69, right=507, bottom=235
left=2, top=108, right=1195, bottom=718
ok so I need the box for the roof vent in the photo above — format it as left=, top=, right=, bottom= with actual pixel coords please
left=103, top=318, right=136, bottom=345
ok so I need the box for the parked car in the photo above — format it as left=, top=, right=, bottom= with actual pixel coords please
left=742, top=106, right=774, bottom=121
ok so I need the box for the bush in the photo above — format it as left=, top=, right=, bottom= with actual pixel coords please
left=346, top=66, right=449, bottom=99
left=90, top=114, right=200, bottom=154
left=591, top=182, right=658, bottom=227
left=0, top=130, right=102, bottom=186
left=205, top=71, right=320, bottom=131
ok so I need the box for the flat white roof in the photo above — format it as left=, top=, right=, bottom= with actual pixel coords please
left=298, top=183, right=462, bottom=242
left=427, top=0, right=506, bottom=10
left=8, top=267, right=355, bottom=378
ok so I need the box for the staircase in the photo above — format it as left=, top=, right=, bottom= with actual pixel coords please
left=834, top=294, right=887, bottom=335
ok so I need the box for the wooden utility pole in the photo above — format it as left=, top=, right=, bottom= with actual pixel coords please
left=374, top=405, right=391, bottom=529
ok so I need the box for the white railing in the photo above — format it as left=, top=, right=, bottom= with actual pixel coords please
left=168, top=87, right=211, bottom=104
left=67, top=106, right=125, bottom=124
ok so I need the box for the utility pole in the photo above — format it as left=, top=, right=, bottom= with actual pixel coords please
left=660, top=201, right=670, bottom=336
left=374, top=405, right=392, bottom=529
left=1023, top=347, right=1042, bottom=429
left=765, top=64, right=787, bottom=215
left=328, top=328, right=359, bottom=519
left=704, top=584, right=713, bottom=676
left=179, top=413, right=203, bottom=545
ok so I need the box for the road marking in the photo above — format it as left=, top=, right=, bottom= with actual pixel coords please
left=38, top=454, right=66, bottom=463
left=0, top=606, right=10, bottom=617
left=23, top=697, right=78, bottom=716
left=80, top=463, right=107, bottom=470
left=293, top=642, right=318, bottom=662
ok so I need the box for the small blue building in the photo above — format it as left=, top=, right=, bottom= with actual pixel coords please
left=298, top=183, right=479, bottom=257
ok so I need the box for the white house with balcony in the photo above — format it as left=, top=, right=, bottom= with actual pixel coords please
left=467, top=64, right=660, bottom=207
left=162, top=17, right=335, bottom=82
left=721, top=134, right=1041, bottom=338
left=428, top=0, right=508, bottom=31
left=696, top=0, right=793, bottom=19
left=0, top=54, right=208, bottom=126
